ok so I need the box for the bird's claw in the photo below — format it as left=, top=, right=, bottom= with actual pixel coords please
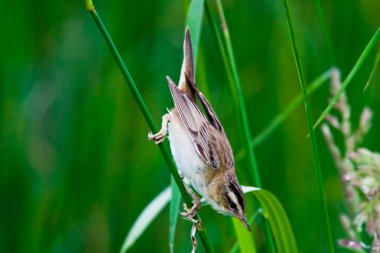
left=181, top=203, right=201, bottom=253
left=148, top=113, right=170, bottom=144
left=148, top=131, right=166, bottom=144
left=180, top=203, right=199, bottom=223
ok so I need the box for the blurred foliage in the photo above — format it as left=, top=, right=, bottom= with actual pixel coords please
left=0, top=0, right=379, bottom=252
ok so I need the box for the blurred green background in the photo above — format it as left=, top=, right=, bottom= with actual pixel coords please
left=1, top=0, right=379, bottom=252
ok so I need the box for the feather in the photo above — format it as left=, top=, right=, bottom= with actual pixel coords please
left=166, top=76, right=234, bottom=170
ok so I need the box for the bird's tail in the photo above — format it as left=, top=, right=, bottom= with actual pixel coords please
left=178, top=27, right=196, bottom=102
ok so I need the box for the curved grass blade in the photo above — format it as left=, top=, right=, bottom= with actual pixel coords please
left=230, top=186, right=261, bottom=253
left=235, top=68, right=332, bottom=162
left=196, top=186, right=297, bottom=253
left=239, top=187, right=298, bottom=253
left=235, top=68, right=333, bottom=162
left=232, top=218, right=256, bottom=253
left=127, top=186, right=297, bottom=253
left=230, top=209, right=263, bottom=253
left=363, top=46, right=380, bottom=92
left=133, top=185, right=297, bottom=253
left=252, top=68, right=333, bottom=147
left=252, top=189, right=298, bottom=253
left=120, top=186, right=171, bottom=253
left=282, top=0, right=334, bottom=251
left=314, top=27, right=380, bottom=128
left=229, top=187, right=298, bottom=253
left=122, top=185, right=251, bottom=253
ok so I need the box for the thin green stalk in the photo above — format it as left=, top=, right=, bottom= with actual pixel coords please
left=85, top=1, right=214, bottom=252
left=235, top=68, right=333, bottom=162
left=314, top=27, right=380, bottom=128
left=282, top=0, right=334, bottom=252
left=363, top=46, right=380, bottom=92
left=169, top=177, right=181, bottom=253
left=210, top=1, right=275, bottom=252
left=204, top=1, right=238, bottom=107
left=315, top=0, right=335, bottom=64
left=252, top=68, right=332, bottom=147
left=213, top=0, right=261, bottom=187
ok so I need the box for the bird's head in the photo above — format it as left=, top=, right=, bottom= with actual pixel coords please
left=211, top=177, right=251, bottom=231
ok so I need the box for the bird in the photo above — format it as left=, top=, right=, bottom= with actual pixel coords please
left=148, top=28, right=250, bottom=233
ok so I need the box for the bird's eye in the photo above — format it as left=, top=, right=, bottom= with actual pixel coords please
left=229, top=202, right=237, bottom=210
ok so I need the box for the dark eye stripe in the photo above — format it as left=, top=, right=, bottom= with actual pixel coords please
left=229, top=180, right=245, bottom=210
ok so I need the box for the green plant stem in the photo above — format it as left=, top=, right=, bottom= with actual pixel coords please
left=282, top=0, right=334, bottom=252
left=252, top=68, right=332, bottom=147
left=234, top=68, right=333, bottom=162
left=363, top=46, right=380, bottom=92
left=169, top=177, right=181, bottom=253
left=314, top=27, right=380, bottom=128
left=315, top=0, right=335, bottom=64
left=209, top=1, right=275, bottom=252
left=213, top=0, right=261, bottom=188
left=85, top=2, right=214, bottom=252
left=204, top=2, right=238, bottom=107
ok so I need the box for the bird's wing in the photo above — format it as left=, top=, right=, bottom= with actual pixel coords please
left=185, top=73, right=224, bottom=133
left=167, top=76, right=234, bottom=170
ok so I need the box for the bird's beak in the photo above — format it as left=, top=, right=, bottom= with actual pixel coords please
left=239, top=215, right=251, bottom=232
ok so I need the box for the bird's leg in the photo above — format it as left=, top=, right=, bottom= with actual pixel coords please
left=180, top=177, right=201, bottom=222
left=148, top=113, right=171, bottom=144
left=179, top=177, right=201, bottom=253
left=190, top=222, right=198, bottom=253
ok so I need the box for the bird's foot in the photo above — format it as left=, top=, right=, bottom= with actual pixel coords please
left=148, top=114, right=171, bottom=144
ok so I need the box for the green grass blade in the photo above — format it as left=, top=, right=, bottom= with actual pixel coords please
left=85, top=1, right=214, bottom=252
left=208, top=0, right=275, bottom=251
left=363, top=45, right=380, bottom=92
left=234, top=68, right=332, bottom=162
left=85, top=3, right=182, bottom=193
left=209, top=1, right=277, bottom=252
left=314, top=27, right=380, bottom=128
left=315, top=0, right=335, bottom=64
left=282, top=0, right=334, bottom=252
left=213, top=0, right=261, bottom=187
left=169, top=178, right=181, bottom=253
left=252, top=68, right=332, bottom=147
left=230, top=209, right=262, bottom=253
left=232, top=219, right=256, bottom=253
left=120, top=186, right=171, bottom=253
left=230, top=187, right=298, bottom=253
left=192, top=186, right=297, bottom=253
left=252, top=189, right=298, bottom=253
left=204, top=1, right=237, bottom=106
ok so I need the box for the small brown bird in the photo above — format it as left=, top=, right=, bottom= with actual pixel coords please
left=148, top=28, right=250, bottom=233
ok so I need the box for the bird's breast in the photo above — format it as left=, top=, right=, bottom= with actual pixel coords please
left=168, top=109, right=209, bottom=197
